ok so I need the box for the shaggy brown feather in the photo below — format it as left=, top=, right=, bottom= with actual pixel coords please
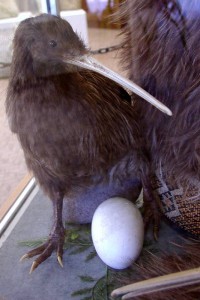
left=119, top=0, right=200, bottom=181
left=118, top=0, right=200, bottom=237
left=116, top=239, right=200, bottom=300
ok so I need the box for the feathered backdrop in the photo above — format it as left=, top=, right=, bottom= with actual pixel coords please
left=118, top=0, right=200, bottom=238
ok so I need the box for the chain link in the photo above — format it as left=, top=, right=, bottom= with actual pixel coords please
left=90, top=44, right=123, bottom=55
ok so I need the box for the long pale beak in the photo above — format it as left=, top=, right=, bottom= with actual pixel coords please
left=65, top=55, right=172, bottom=116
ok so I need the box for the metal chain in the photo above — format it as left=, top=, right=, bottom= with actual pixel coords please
left=90, top=44, right=123, bottom=55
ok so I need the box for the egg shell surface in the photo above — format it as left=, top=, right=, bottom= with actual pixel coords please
left=91, top=197, right=144, bottom=269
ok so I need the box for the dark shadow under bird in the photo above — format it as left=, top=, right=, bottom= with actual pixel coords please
left=118, top=0, right=200, bottom=239
left=6, top=14, right=171, bottom=273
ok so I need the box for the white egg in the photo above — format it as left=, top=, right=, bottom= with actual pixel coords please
left=91, top=197, right=144, bottom=269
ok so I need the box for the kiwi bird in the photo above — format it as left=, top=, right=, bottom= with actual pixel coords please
left=6, top=14, right=171, bottom=273
left=119, top=0, right=200, bottom=238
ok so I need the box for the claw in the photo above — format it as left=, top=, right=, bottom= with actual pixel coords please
left=29, top=261, right=39, bottom=274
left=57, top=255, right=64, bottom=268
left=153, top=225, right=159, bottom=241
left=20, top=253, right=29, bottom=262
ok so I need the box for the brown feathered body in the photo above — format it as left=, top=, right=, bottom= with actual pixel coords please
left=6, top=15, right=144, bottom=201
left=6, top=14, right=148, bottom=270
left=119, top=0, right=200, bottom=238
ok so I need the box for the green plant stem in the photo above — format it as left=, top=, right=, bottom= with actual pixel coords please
left=106, top=266, right=109, bottom=300
left=67, top=242, right=92, bottom=246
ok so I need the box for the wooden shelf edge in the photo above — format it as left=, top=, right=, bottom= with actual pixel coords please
left=0, top=173, right=33, bottom=221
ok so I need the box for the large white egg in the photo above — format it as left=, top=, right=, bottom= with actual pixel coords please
left=91, top=197, right=144, bottom=269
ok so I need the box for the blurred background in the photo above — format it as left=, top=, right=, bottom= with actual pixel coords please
left=0, top=0, right=125, bottom=218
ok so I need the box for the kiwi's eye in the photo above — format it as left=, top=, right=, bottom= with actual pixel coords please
left=49, top=40, right=57, bottom=47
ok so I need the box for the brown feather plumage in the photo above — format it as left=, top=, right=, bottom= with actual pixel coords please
left=116, top=239, right=200, bottom=300
left=6, top=14, right=146, bottom=270
left=118, top=0, right=200, bottom=238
